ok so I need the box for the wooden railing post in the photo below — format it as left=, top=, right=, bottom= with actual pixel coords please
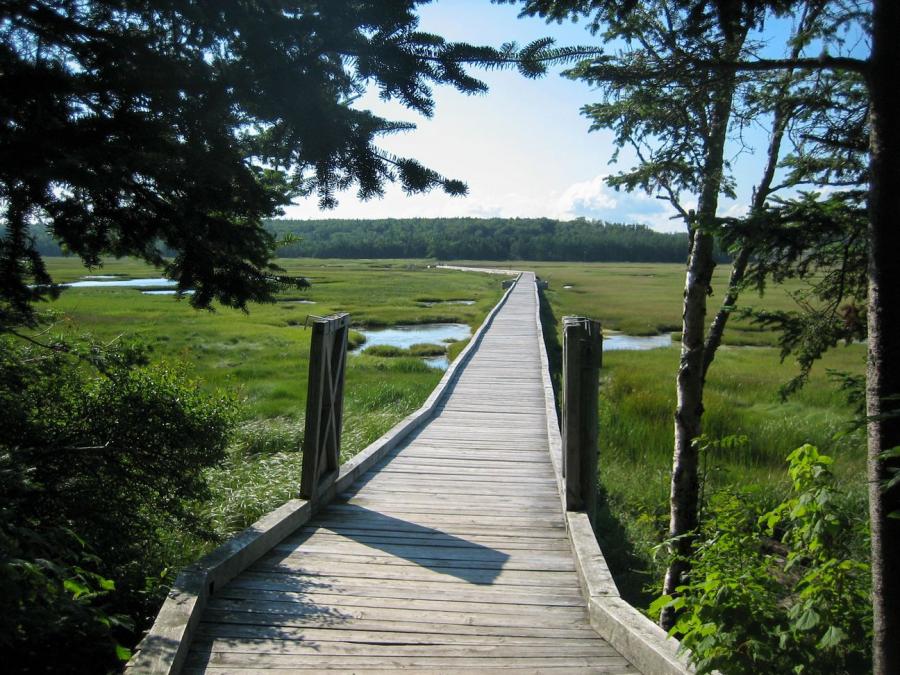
left=562, top=316, right=603, bottom=522
left=300, top=313, right=350, bottom=502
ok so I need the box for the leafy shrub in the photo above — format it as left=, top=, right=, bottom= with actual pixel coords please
left=652, top=444, right=871, bottom=674
left=0, top=335, right=235, bottom=672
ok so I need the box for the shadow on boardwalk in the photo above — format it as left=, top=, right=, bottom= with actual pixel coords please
left=304, top=501, right=512, bottom=585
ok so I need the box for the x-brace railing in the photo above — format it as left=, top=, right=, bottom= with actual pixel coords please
left=300, top=313, right=350, bottom=501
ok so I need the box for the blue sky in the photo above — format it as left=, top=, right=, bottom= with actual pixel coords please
left=281, top=1, right=841, bottom=232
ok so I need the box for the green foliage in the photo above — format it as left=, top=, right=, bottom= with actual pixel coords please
left=652, top=445, right=871, bottom=674
left=0, top=474, right=133, bottom=672
left=735, top=190, right=869, bottom=401
left=264, top=217, right=698, bottom=263
left=0, top=334, right=235, bottom=671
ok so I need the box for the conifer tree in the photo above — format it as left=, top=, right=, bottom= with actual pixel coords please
left=0, top=0, right=585, bottom=329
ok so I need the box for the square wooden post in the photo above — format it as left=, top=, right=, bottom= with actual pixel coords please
left=300, top=313, right=350, bottom=502
left=562, top=316, right=603, bottom=523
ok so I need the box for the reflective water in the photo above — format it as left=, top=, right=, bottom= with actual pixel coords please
left=423, top=356, right=450, bottom=370
left=605, top=332, right=673, bottom=351
left=67, top=277, right=176, bottom=288
left=357, top=323, right=471, bottom=350
left=418, top=300, right=475, bottom=306
left=142, top=289, right=195, bottom=296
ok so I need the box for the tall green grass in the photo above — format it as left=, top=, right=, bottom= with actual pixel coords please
left=475, top=259, right=869, bottom=606
left=37, top=257, right=502, bottom=561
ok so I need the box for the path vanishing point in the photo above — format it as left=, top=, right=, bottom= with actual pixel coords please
left=129, top=272, right=688, bottom=674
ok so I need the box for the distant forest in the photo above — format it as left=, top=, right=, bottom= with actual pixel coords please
left=31, top=217, right=722, bottom=263
left=266, top=218, right=704, bottom=262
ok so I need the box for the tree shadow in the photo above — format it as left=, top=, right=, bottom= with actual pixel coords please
left=301, top=499, right=511, bottom=585
left=538, top=286, right=562, bottom=417
left=593, top=483, right=658, bottom=609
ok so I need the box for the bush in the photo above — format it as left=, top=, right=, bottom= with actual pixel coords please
left=0, top=335, right=235, bottom=672
left=652, top=444, right=871, bottom=674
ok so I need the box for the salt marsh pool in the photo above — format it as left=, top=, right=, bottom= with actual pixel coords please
left=357, top=323, right=471, bottom=350
left=605, top=332, right=673, bottom=350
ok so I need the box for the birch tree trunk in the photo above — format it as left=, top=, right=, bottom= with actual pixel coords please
left=660, top=36, right=744, bottom=628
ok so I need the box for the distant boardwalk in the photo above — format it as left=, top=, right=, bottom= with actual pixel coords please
left=183, top=273, right=637, bottom=673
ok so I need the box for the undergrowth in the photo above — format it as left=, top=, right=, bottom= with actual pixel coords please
left=651, top=445, right=871, bottom=674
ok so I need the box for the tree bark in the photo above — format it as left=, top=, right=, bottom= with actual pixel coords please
left=660, top=37, right=743, bottom=628
left=867, top=1, right=900, bottom=672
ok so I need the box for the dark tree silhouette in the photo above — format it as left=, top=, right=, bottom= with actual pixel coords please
left=0, top=0, right=585, bottom=328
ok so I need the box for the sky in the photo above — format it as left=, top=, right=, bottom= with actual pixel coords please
left=280, top=0, right=808, bottom=232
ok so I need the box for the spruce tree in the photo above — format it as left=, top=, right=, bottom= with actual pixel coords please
left=0, top=0, right=585, bottom=328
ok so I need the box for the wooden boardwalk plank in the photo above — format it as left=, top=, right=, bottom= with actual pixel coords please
left=186, top=273, right=636, bottom=673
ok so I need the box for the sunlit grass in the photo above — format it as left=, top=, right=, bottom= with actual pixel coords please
left=39, top=256, right=867, bottom=611
left=39, top=256, right=503, bottom=562
left=453, top=259, right=866, bottom=606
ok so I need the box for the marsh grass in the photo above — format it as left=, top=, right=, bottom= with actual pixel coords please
left=449, top=260, right=869, bottom=606
left=364, top=342, right=447, bottom=358
left=453, top=260, right=813, bottom=345
left=595, top=344, right=866, bottom=601
left=38, top=257, right=501, bottom=568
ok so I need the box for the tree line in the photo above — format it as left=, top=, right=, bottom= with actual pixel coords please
left=266, top=217, right=704, bottom=262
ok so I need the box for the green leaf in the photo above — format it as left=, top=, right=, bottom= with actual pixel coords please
left=115, top=644, right=133, bottom=662
left=64, top=578, right=89, bottom=599
left=649, top=594, right=674, bottom=616
left=818, top=625, right=847, bottom=649
left=793, top=607, right=820, bottom=631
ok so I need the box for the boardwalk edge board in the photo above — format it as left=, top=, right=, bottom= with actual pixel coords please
left=531, top=279, right=693, bottom=675
left=126, top=273, right=522, bottom=675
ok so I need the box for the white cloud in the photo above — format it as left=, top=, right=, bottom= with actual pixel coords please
left=554, top=175, right=618, bottom=219
left=721, top=201, right=749, bottom=219
left=282, top=174, right=707, bottom=234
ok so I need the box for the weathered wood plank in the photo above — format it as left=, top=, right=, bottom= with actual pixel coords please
left=192, top=639, right=619, bottom=660
left=199, top=611, right=603, bottom=639
left=203, top=599, right=592, bottom=630
left=194, top=623, right=603, bottom=645
left=211, top=587, right=593, bottom=616
left=175, top=273, right=644, bottom=674
left=225, top=575, right=586, bottom=605
left=186, top=651, right=635, bottom=669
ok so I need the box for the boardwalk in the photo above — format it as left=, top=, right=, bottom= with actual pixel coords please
left=183, top=273, right=638, bottom=673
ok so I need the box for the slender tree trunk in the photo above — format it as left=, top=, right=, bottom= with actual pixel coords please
left=702, top=3, right=815, bottom=378
left=660, top=42, right=743, bottom=628
left=702, top=241, right=750, bottom=377
left=867, top=1, right=900, bottom=671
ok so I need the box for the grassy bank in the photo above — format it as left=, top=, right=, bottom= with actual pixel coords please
left=40, top=257, right=504, bottom=547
